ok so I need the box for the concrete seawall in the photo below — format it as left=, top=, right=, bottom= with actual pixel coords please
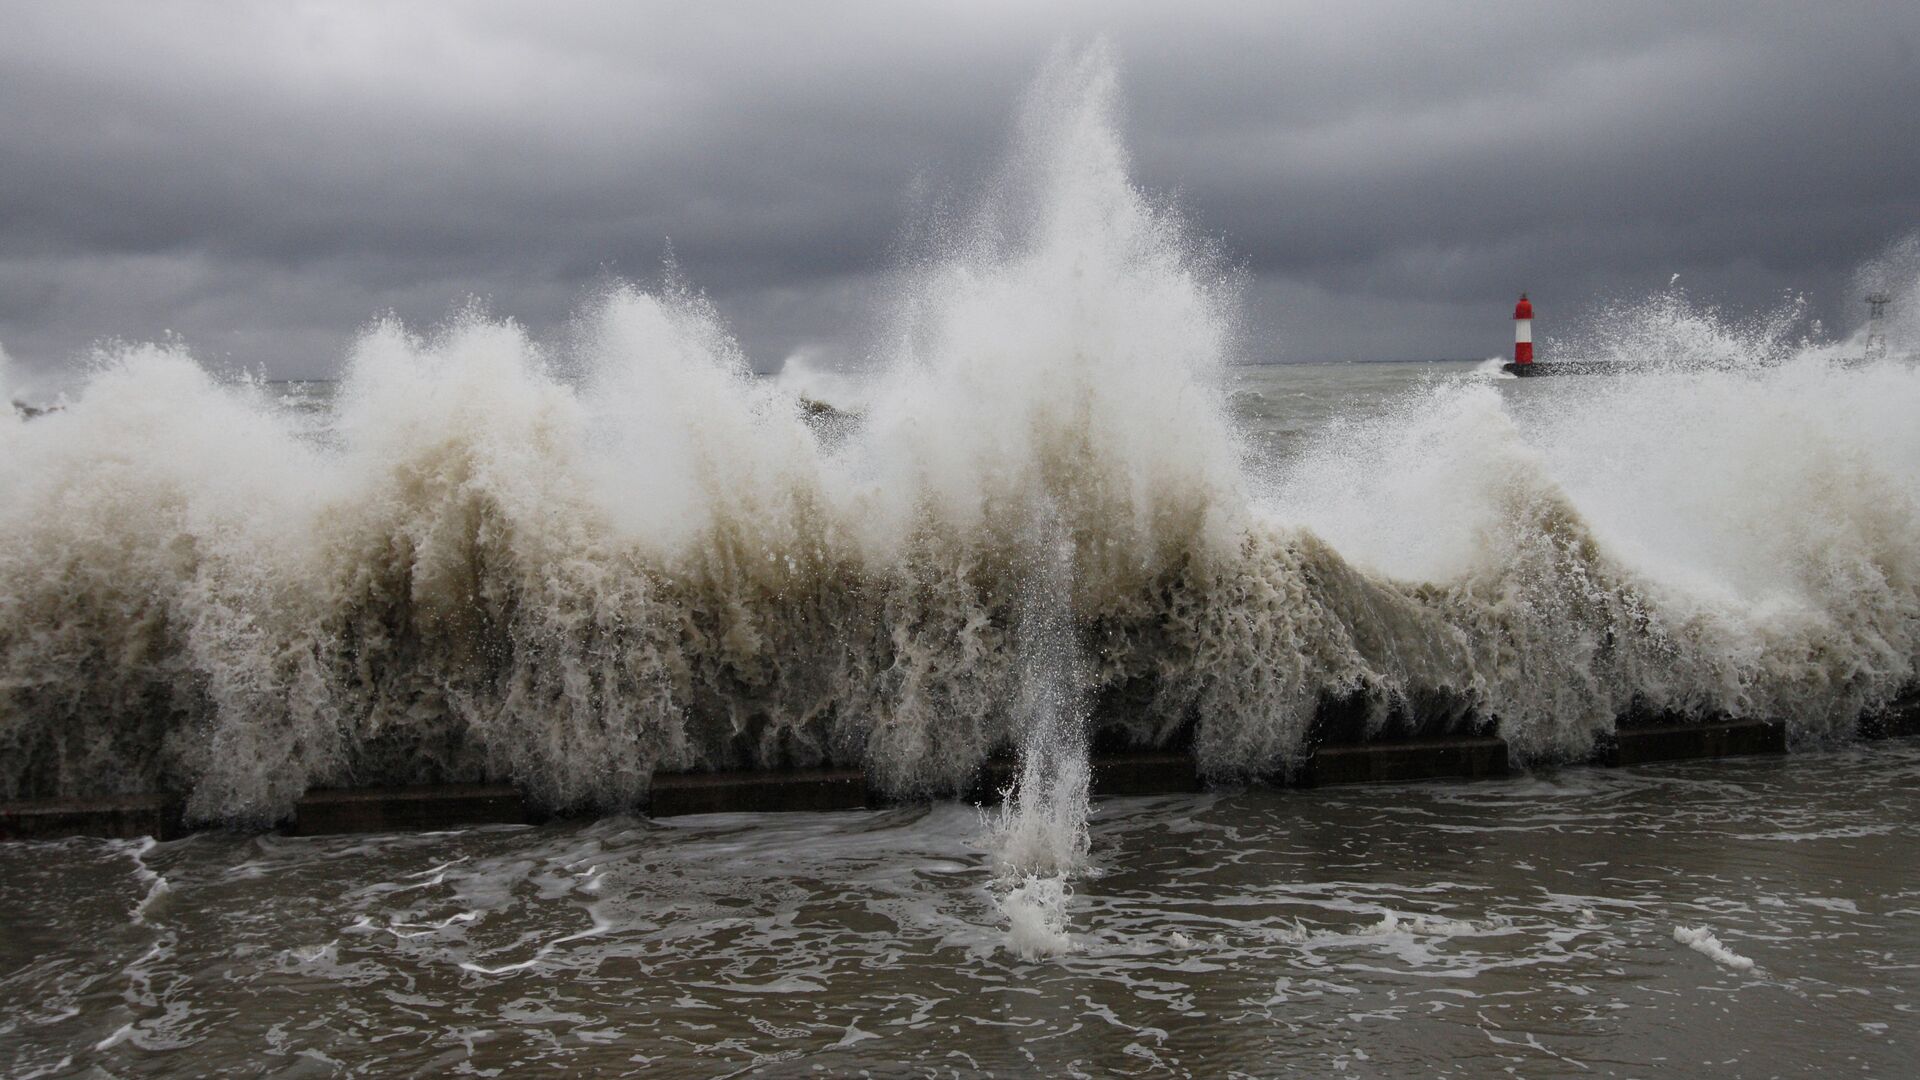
left=288, top=784, right=529, bottom=836
left=9, top=707, right=1910, bottom=839
left=1597, top=718, right=1785, bottom=766
left=0, top=793, right=184, bottom=842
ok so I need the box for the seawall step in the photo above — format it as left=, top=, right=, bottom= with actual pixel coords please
left=966, top=750, right=1203, bottom=805
left=0, top=794, right=183, bottom=841
left=289, top=784, right=528, bottom=836
left=1596, top=718, right=1786, bottom=766
left=649, top=768, right=870, bottom=817
left=4, top=713, right=1897, bottom=840
left=1860, top=695, right=1920, bottom=740
left=1093, top=751, right=1204, bottom=796
left=1305, top=735, right=1511, bottom=787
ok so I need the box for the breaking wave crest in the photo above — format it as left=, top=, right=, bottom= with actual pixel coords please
left=4, top=46, right=1918, bottom=824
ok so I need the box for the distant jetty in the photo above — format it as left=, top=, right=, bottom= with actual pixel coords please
left=1500, top=292, right=1905, bottom=376
left=1501, top=359, right=1619, bottom=378
left=1499, top=293, right=1622, bottom=377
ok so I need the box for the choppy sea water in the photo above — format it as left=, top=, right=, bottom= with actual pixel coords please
left=4, top=743, right=1915, bottom=1077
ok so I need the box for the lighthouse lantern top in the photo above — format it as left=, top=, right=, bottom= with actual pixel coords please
left=1514, top=294, right=1533, bottom=320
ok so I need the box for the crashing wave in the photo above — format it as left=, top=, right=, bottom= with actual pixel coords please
left=2, top=46, right=1916, bottom=824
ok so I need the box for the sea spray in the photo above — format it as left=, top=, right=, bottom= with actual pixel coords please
left=2, top=48, right=1919, bottom=823
left=990, top=522, right=1092, bottom=879
left=987, top=510, right=1093, bottom=958
left=1853, top=233, right=1920, bottom=358
left=1269, top=288, right=1920, bottom=758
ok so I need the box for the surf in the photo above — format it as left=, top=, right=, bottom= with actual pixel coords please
left=2, top=43, right=1917, bottom=841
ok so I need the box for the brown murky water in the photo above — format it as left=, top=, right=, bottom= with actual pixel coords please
left=5, top=743, right=1916, bottom=1077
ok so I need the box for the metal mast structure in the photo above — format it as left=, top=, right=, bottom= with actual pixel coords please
left=1864, top=293, right=1891, bottom=361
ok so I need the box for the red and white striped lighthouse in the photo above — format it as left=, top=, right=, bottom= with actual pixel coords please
left=1513, top=293, right=1534, bottom=366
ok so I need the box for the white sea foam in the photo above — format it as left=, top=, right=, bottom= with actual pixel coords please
left=1673, top=924, right=1757, bottom=972
left=1357, top=911, right=1488, bottom=938
left=1, top=46, right=1917, bottom=825
left=998, top=873, right=1075, bottom=960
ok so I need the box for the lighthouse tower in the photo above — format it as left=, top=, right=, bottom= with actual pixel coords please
left=1513, top=293, right=1534, bottom=366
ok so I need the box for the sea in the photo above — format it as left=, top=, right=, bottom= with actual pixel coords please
left=4, top=46, right=1919, bottom=1078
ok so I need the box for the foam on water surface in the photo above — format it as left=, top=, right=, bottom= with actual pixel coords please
left=1673, top=924, right=1757, bottom=972
left=3, top=744, right=1914, bottom=1076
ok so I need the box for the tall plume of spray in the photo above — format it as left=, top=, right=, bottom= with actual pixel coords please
left=846, top=39, right=1245, bottom=574
left=832, top=37, right=1252, bottom=806
left=855, top=42, right=1227, bottom=955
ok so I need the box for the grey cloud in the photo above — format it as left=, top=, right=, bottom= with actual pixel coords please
left=1, top=0, right=1915, bottom=382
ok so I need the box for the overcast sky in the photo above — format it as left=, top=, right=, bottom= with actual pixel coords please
left=2, top=1, right=1915, bottom=385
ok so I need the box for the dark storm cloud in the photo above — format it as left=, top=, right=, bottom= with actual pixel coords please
left=1, top=1, right=1915, bottom=384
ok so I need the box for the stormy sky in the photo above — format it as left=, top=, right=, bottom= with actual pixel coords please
left=2, top=1, right=1915, bottom=386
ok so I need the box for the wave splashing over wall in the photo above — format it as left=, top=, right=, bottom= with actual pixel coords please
left=4, top=48, right=1919, bottom=824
